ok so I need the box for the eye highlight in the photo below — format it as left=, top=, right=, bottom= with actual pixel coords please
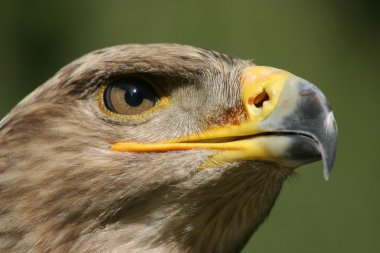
left=99, top=77, right=168, bottom=120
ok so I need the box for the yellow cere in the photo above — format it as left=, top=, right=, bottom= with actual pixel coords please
left=241, top=66, right=289, bottom=122
left=97, top=84, right=170, bottom=121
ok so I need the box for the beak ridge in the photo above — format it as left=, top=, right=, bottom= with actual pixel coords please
left=258, top=76, right=338, bottom=180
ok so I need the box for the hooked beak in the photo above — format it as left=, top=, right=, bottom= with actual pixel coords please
left=112, top=66, right=338, bottom=180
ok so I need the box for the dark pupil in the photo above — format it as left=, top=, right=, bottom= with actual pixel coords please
left=125, top=85, right=144, bottom=107
left=117, top=79, right=158, bottom=107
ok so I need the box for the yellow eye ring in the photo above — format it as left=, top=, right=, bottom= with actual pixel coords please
left=97, top=77, right=170, bottom=121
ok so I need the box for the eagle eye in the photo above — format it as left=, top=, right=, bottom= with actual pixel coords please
left=102, top=77, right=160, bottom=116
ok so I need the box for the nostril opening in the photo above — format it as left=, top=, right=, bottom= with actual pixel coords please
left=253, top=90, right=270, bottom=108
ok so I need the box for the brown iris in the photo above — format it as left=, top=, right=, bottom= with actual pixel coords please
left=103, top=77, right=159, bottom=115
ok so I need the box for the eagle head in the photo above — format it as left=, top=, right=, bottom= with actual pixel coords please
left=0, top=44, right=337, bottom=252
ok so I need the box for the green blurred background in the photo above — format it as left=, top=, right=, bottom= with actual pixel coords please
left=0, top=0, right=379, bottom=252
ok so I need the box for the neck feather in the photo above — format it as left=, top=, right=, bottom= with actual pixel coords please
left=74, top=163, right=292, bottom=253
